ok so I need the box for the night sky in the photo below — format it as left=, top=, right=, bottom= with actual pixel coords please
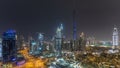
left=0, top=0, right=120, bottom=40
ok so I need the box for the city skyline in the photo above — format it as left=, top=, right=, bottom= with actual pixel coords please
left=0, top=0, right=120, bottom=40
left=1, top=0, right=120, bottom=68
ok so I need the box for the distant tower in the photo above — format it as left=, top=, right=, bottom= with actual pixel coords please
left=72, top=0, right=77, bottom=51
left=112, top=27, right=119, bottom=47
left=78, top=32, right=86, bottom=51
left=73, top=10, right=77, bottom=41
left=72, top=10, right=77, bottom=51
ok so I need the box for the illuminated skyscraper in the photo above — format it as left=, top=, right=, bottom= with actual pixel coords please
left=112, top=27, right=119, bottom=47
left=38, top=33, right=44, bottom=53
left=29, top=38, right=37, bottom=54
left=2, top=30, right=17, bottom=63
left=29, top=33, right=44, bottom=55
left=55, top=24, right=63, bottom=57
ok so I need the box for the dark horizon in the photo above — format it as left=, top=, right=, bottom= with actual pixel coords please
left=0, top=0, right=120, bottom=40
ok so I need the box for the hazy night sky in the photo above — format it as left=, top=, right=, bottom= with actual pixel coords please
left=0, top=0, right=120, bottom=40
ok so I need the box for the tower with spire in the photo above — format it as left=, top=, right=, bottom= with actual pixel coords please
left=73, top=10, right=77, bottom=41
left=72, top=0, right=77, bottom=51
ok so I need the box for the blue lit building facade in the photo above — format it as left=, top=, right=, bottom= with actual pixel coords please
left=2, top=30, right=17, bottom=63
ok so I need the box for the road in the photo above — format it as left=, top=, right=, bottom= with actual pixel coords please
left=1, top=48, right=48, bottom=68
